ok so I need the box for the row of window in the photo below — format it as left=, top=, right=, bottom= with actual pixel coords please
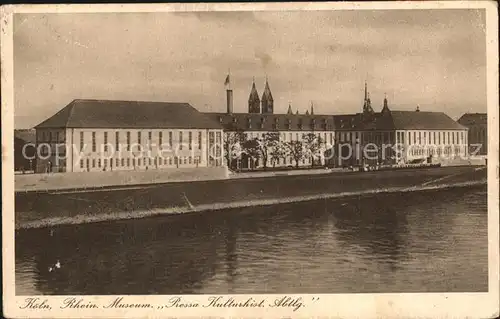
left=338, top=132, right=395, bottom=144
left=336, top=131, right=466, bottom=146
left=245, top=132, right=335, bottom=144
left=401, top=131, right=465, bottom=146
left=337, top=132, right=361, bottom=143
left=335, top=131, right=466, bottom=146
left=79, top=156, right=203, bottom=169
left=37, top=131, right=63, bottom=143
left=409, top=146, right=464, bottom=156
left=244, top=156, right=314, bottom=166
left=80, top=131, right=204, bottom=153
left=470, top=128, right=487, bottom=142
left=281, top=132, right=334, bottom=144
left=223, top=117, right=331, bottom=130
left=38, top=143, right=66, bottom=156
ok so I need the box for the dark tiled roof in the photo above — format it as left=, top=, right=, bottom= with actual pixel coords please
left=333, top=114, right=364, bottom=131
left=390, top=111, right=466, bottom=130
left=457, top=113, right=487, bottom=126
left=334, top=110, right=466, bottom=131
left=333, top=112, right=395, bottom=131
left=205, top=112, right=335, bottom=132
left=35, top=99, right=222, bottom=129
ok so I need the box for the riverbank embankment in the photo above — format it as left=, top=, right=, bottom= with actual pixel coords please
left=15, top=166, right=487, bottom=230
left=15, top=166, right=229, bottom=192
left=15, top=156, right=487, bottom=193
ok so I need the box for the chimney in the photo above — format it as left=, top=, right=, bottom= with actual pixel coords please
left=226, top=89, right=233, bottom=114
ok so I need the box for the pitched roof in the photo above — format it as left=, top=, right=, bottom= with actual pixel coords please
left=457, top=113, right=487, bottom=126
left=333, top=114, right=364, bottom=131
left=333, top=112, right=395, bottom=131
left=35, top=99, right=222, bottom=129
left=334, top=110, right=466, bottom=131
left=390, top=111, right=466, bottom=130
left=205, top=112, right=335, bottom=132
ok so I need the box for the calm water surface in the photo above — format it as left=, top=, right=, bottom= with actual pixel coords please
left=16, top=185, right=488, bottom=294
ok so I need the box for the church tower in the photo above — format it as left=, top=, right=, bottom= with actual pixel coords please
left=363, top=81, right=374, bottom=115
left=381, top=93, right=390, bottom=113
left=261, top=78, right=274, bottom=114
left=248, top=79, right=260, bottom=113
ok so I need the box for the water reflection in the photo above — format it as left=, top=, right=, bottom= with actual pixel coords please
left=16, top=185, right=488, bottom=295
left=18, top=215, right=227, bottom=294
left=330, top=194, right=410, bottom=272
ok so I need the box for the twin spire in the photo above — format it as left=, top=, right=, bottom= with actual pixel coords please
left=364, top=81, right=390, bottom=115
left=248, top=77, right=274, bottom=114
left=248, top=78, right=390, bottom=115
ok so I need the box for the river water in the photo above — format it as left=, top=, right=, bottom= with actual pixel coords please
left=15, top=185, right=488, bottom=295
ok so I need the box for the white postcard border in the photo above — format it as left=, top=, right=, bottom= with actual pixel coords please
left=2, top=2, right=499, bottom=318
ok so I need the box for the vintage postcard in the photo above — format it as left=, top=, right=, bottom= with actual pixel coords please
left=2, top=1, right=499, bottom=318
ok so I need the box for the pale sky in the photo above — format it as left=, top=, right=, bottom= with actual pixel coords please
left=14, top=9, right=486, bottom=128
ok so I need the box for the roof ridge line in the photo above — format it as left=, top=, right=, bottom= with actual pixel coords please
left=66, top=100, right=78, bottom=127
left=70, top=98, right=190, bottom=105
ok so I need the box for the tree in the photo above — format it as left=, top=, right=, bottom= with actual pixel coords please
left=285, top=140, right=306, bottom=169
left=256, top=132, right=280, bottom=170
left=304, top=133, right=324, bottom=167
left=224, top=131, right=245, bottom=169
left=269, top=140, right=287, bottom=168
left=241, top=138, right=261, bottom=170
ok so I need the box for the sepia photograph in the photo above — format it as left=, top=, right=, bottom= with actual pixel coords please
left=2, top=2, right=499, bottom=318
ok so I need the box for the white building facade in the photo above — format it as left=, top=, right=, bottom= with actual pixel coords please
left=333, top=92, right=468, bottom=167
left=206, top=80, right=336, bottom=170
left=35, top=100, right=225, bottom=173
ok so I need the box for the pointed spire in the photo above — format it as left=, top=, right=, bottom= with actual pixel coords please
left=287, top=103, right=293, bottom=115
left=362, top=81, right=374, bottom=115
left=310, top=102, right=314, bottom=115
left=295, top=110, right=299, bottom=115
left=250, top=78, right=258, bottom=95
left=382, top=92, right=390, bottom=113
left=364, top=81, right=368, bottom=101
left=262, top=77, right=273, bottom=101
left=248, top=78, right=260, bottom=113
left=261, top=76, right=274, bottom=114
left=305, top=109, right=310, bottom=115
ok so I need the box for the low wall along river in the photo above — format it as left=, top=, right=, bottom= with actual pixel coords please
left=15, top=166, right=229, bottom=192
left=14, top=166, right=487, bottom=230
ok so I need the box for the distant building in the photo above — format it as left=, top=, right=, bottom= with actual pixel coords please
left=34, top=100, right=225, bottom=173
left=332, top=83, right=468, bottom=167
left=14, top=129, right=36, bottom=172
left=457, top=113, right=487, bottom=156
left=207, top=79, right=468, bottom=169
left=32, top=80, right=469, bottom=173
left=205, top=79, right=335, bottom=169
